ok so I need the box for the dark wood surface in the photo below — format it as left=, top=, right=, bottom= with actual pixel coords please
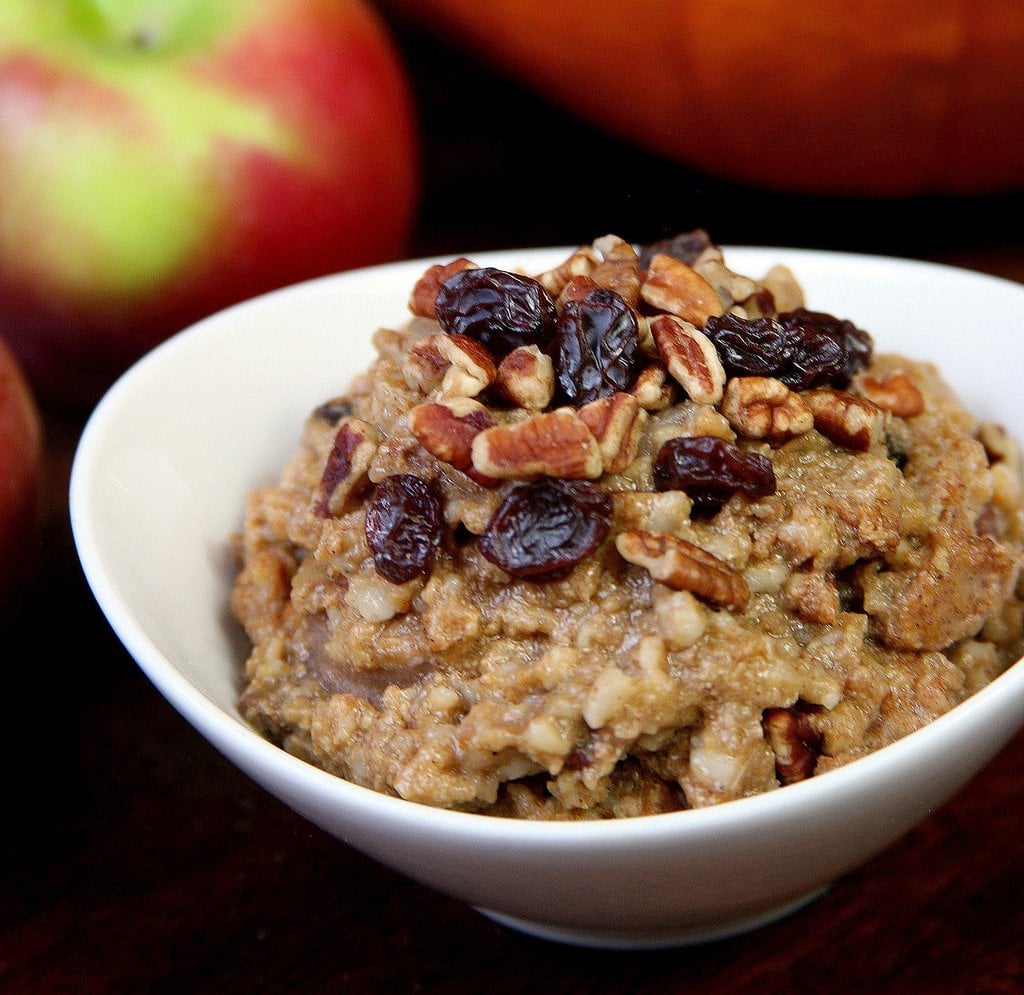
left=4, top=18, right=1024, bottom=994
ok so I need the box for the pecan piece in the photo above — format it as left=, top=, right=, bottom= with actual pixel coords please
left=408, top=397, right=497, bottom=485
left=640, top=253, right=725, bottom=328
left=628, top=363, right=676, bottom=411
left=854, top=373, right=925, bottom=418
left=313, top=417, right=378, bottom=517
left=804, top=389, right=887, bottom=452
left=649, top=314, right=726, bottom=405
left=762, top=706, right=822, bottom=785
left=494, top=345, right=555, bottom=410
left=471, top=409, right=603, bottom=480
left=578, top=391, right=648, bottom=474
left=534, top=246, right=599, bottom=298
left=557, top=274, right=602, bottom=308
left=404, top=335, right=451, bottom=393
left=408, top=258, right=476, bottom=318
left=720, top=376, right=814, bottom=442
left=589, top=234, right=641, bottom=307
left=615, top=529, right=749, bottom=609
left=404, top=333, right=496, bottom=398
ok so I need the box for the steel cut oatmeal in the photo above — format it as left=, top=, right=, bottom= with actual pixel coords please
left=230, top=232, right=1024, bottom=818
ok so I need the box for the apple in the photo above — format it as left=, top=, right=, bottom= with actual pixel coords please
left=0, top=0, right=419, bottom=406
left=0, top=336, right=43, bottom=607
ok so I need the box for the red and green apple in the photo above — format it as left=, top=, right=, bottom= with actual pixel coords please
left=0, top=336, right=42, bottom=603
left=0, top=0, right=419, bottom=405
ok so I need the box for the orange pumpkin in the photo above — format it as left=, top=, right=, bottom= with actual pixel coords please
left=384, top=0, right=1024, bottom=196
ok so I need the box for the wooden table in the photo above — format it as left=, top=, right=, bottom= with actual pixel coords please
left=3, top=19, right=1023, bottom=993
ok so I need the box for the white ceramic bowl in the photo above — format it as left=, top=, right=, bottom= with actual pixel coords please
left=71, top=247, right=1024, bottom=949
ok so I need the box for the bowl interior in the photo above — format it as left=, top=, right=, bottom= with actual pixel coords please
left=70, top=247, right=1024, bottom=818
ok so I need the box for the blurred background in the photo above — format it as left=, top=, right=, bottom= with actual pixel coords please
left=3, top=2, right=1023, bottom=990
left=391, top=10, right=1024, bottom=272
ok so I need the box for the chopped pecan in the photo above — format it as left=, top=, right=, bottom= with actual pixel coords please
left=578, top=392, right=648, bottom=474
left=615, top=530, right=749, bottom=609
left=408, top=258, right=476, bottom=318
left=404, top=333, right=496, bottom=398
left=557, top=274, right=602, bottom=308
left=313, top=417, right=378, bottom=517
left=854, top=373, right=925, bottom=418
left=692, top=256, right=758, bottom=311
left=649, top=314, right=726, bottom=405
left=589, top=235, right=641, bottom=307
left=628, top=363, right=676, bottom=411
left=611, top=490, right=693, bottom=534
left=639, top=253, right=725, bottom=328
left=534, top=246, right=599, bottom=298
left=758, top=264, right=805, bottom=314
left=762, top=706, right=822, bottom=785
left=494, top=345, right=555, bottom=410
left=408, top=398, right=497, bottom=484
left=404, top=335, right=451, bottom=393
left=804, top=389, right=887, bottom=452
left=720, top=376, right=814, bottom=442
left=471, top=409, right=603, bottom=480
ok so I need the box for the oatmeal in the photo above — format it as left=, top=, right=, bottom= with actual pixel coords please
left=230, top=231, right=1024, bottom=819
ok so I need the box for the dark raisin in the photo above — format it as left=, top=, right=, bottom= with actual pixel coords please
left=704, top=309, right=873, bottom=390
left=479, top=478, right=612, bottom=579
left=435, top=267, right=557, bottom=356
left=779, top=308, right=873, bottom=386
left=885, top=431, right=910, bottom=470
left=638, top=229, right=715, bottom=268
left=364, top=474, right=444, bottom=584
left=549, top=287, right=641, bottom=405
left=653, top=435, right=776, bottom=515
left=313, top=399, right=353, bottom=424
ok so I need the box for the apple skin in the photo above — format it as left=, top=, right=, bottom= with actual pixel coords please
left=0, top=336, right=43, bottom=607
left=0, top=0, right=419, bottom=406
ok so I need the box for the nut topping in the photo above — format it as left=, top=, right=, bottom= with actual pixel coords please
left=628, top=363, right=676, bottom=410
left=471, top=409, right=603, bottom=480
left=437, top=334, right=497, bottom=397
left=557, top=274, right=602, bottom=308
left=404, top=333, right=496, bottom=398
left=761, top=706, right=822, bottom=785
left=720, top=376, right=814, bottom=442
left=804, top=389, right=887, bottom=452
left=639, top=253, right=725, bottom=328
left=408, top=258, right=476, bottom=319
left=314, top=417, right=378, bottom=517
left=649, top=314, right=726, bottom=405
left=577, top=392, right=648, bottom=473
left=615, top=529, right=750, bottom=609
left=494, top=345, right=555, bottom=410
left=589, top=235, right=641, bottom=307
left=534, top=246, right=599, bottom=298
left=408, top=398, right=497, bottom=483
left=854, top=373, right=925, bottom=418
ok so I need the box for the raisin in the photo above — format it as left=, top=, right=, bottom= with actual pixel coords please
left=638, top=229, right=715, bottom=268
left=479, top=478, right=612, bottom=579
left=313, top=399, right=353, bottom=424
left=780, top=308, right=873, bottom=386
left=549, top=287, right=642, bottom=405
left=364, top=474, right=444, bottom=584
left=435, top=267, right=557, bottom=356
left=653, top=435, right=776, bottom=515
left=704, top=309, right=873, bottom=390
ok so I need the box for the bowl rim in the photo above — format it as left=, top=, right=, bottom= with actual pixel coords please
left=70, top=244, right=1024, bottom=844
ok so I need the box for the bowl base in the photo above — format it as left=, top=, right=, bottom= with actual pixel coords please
left=475, top=887, right=828, bottom=949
